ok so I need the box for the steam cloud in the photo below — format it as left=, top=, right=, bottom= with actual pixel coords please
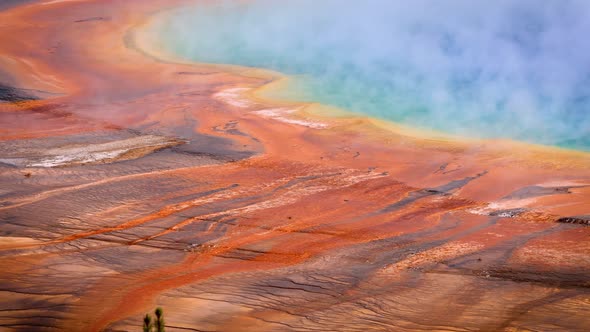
left=156, top=0, right=590, bottom=150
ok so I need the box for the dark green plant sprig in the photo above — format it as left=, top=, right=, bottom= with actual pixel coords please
left=142, top=313, right=152, bottom=332
left=154, top=307, right=165, bottom=332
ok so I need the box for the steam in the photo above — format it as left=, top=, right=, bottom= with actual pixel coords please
left=154, top=0, right=590, bottom=150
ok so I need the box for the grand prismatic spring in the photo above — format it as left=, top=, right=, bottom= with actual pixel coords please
left=0, top=1, right=589, bottom=331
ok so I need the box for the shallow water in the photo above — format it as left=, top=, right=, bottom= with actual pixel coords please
left=155, top=0, right=590, bottom=151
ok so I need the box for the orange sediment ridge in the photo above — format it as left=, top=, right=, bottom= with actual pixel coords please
left=0, top=1, right=590, bottom=331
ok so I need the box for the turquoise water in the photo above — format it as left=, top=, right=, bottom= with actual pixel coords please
left=156, top=0, right=590, bottom=151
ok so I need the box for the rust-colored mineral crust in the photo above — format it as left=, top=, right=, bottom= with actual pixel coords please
left=0, top=1, right=589, bottom=331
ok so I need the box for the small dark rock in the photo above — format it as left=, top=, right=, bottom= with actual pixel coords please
left=556, top=216, right=590, bottom=226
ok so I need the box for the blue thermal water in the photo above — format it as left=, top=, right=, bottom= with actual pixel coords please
left=155, top=0, right=590, bottom=151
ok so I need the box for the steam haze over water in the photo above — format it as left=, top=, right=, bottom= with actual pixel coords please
left=156, top=0, right=590, bottom=150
